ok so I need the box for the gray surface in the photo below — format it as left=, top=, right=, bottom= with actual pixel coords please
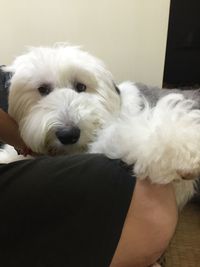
left=136, top=82, right=200, bottom=108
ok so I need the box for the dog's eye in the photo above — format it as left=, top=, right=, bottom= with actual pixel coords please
left=38, top=84, right=52, bottom=96
left=75, top=82, right=87, bottom=93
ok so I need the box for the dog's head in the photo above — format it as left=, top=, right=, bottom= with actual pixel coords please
left=4, top=45, right=121, bottom=155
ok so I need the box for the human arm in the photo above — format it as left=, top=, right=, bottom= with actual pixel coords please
left=0, top=108, right=31, bottom=155
left=110, top=179, right=178, bottom=267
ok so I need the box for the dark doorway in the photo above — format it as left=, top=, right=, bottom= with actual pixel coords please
left=163, top=0, right=200, bottom=88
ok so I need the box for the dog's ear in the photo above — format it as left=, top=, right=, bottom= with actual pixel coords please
left=113, top=82, right=120, bottom=95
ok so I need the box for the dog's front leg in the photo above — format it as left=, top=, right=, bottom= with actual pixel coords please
left=91, top=93, right=200, bottom=186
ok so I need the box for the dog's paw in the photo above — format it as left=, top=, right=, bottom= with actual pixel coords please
left=134, top=94, right=200, bottom=184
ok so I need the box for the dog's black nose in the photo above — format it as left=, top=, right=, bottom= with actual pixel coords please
left=56, top=126, right=80, bottom=145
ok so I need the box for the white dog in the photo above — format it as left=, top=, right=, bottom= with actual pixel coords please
left=1, top=45, right=199, bottom=210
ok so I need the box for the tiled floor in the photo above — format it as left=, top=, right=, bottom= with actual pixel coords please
left=165, top=202, right=200, bottom=267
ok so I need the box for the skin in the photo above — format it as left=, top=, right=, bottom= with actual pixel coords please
left=0, top=108, right=31, bottom=155
left=110, top=180, right=178, bottom=267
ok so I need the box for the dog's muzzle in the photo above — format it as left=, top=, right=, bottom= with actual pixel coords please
left=55, top=126, right=81, bottom=145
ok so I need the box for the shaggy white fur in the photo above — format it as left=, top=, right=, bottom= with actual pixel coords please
left=1, top=45, right=199, bottom=209
left=90, top=82, right=198, bottom=207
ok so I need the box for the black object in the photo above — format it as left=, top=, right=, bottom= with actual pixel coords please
left=0, top=66, right=11, bottom=112
left=0, top=154, right=135, bottom=267
left=163, top=0, right=200, bottom=87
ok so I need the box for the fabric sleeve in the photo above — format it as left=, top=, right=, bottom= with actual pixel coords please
left=0, top=153, right=136, bottom=267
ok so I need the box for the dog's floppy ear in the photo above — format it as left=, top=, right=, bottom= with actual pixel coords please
left=113, top=82, right=120, bottom=95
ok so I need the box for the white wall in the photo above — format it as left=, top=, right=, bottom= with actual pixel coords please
left=0, top=0, right=170, bottom=87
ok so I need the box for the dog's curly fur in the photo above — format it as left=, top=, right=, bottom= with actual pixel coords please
left=1, top=44, right=199, bottom=209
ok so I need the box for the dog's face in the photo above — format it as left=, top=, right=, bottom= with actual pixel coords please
left=5, top=45, right=121, bottom=155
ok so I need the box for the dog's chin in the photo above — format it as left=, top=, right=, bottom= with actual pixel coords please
left=45, top=144, right=87, bottom=156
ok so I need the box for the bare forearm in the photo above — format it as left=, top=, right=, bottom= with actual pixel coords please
left=110, top=180, right=178, bottom=267
left=0, top=108, right=27, bottom=150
